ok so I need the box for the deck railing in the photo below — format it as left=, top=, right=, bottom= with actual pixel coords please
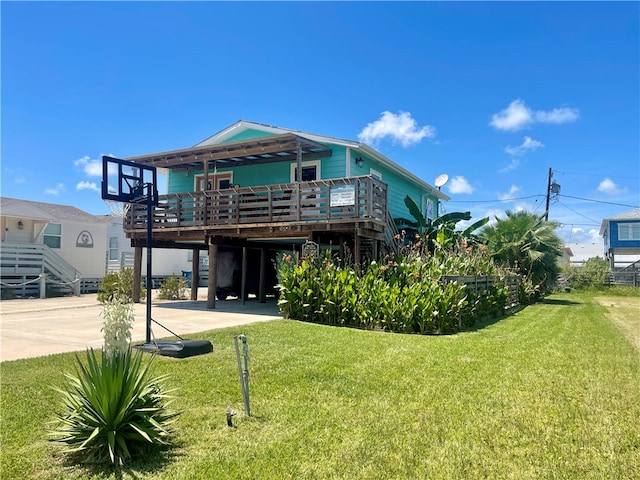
left=125, top=176, right=388, bottom=232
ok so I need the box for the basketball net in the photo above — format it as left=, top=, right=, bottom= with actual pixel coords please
left=104, top=199, right=127, bottom=218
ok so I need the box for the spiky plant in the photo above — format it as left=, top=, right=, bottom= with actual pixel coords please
left=49, top=347, right=177, bottom=465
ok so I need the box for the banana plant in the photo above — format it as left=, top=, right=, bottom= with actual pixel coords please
left=394, top=195, right=488, bottom=252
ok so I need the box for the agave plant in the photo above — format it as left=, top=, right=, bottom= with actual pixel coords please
left=49, top=347, right=178, bottom=465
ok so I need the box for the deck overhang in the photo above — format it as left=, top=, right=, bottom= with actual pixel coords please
left=126, top=133, right=332, bottom=173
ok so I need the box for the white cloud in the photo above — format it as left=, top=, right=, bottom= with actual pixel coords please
left=504, top=136, right=544, bottom=156
left=597, top=177, right=627, bottom=195
left=535, top=107, right=580, bottom=124
left=499, top=158, right=521, bottom=173
left=447, top=176, right=474, bottom=194
left=45, top=183, right=65, bottom=195
left=490, top=99, right=579, bottom=131
left=358, top=111, right=436, bottom=147
left=77, top=181, right=100, bottom=193
left=74, top=155, right=102, bottom=177
left=498, top=185, right=521, bottom=201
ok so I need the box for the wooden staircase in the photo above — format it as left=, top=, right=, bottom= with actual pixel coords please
left=1, top=242, right=80, bottom=298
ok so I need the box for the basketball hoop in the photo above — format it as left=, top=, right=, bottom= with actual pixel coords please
left=104, top=199, right=127, bottom=218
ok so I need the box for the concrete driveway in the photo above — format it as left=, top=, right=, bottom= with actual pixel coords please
left=0, top=289, right=282, bottom=362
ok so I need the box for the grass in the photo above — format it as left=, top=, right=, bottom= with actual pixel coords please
left=1, top=290, right=639, bottom=479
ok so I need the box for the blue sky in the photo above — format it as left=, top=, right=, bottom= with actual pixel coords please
left=2, top=1, right=639, bottom=249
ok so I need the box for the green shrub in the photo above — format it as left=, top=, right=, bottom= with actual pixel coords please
left=98, top=268, right=146, bottom=303
left=564, top=257, right=610, bottom=288
left=48, top=348, right=177, bottom=465
left=276, top=249, right=512, bottom=334
left=157, top=275, right=188, bottom=300
left=1, top=287, right=16, bottom=300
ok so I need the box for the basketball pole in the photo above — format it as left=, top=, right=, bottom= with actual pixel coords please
left=145, top=183, right=153, bottom=344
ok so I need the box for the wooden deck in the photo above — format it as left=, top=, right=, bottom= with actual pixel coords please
left=124, top=176, right=389, bottom=242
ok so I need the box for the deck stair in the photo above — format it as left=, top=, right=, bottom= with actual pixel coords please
left=1, top=242, right=80, bottom=298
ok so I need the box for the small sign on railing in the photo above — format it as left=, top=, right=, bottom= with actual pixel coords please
left=330, top=185, right=355, bottom=207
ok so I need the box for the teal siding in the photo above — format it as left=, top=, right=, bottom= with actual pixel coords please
left=223, top=129, right=274, bottom=143
left=354, top=154, right=439, bottom=222
left=167, top=134, right=439, bottom=219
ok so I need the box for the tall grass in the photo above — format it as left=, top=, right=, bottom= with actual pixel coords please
left=1, top=291, right=638, bottom=479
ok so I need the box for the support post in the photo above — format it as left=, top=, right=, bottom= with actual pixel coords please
left=258, top=248, right=267, bottom=303
left=207, top=242, right=217, bottom=309
left=191, top=248, right=199, bottom=300
left=241, top=246, right=247, bottom=305
left=133, top=246, right=143, bottom=303
left=39, top=274, right=46, bottom=299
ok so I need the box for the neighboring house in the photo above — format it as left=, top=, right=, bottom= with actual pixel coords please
left=100, top=214, right=198, bottom=280
left=558, top=247, right=573, bottom=268
left=1, top=197, right=107, bottom=296
left=599, top=208, right=640, bottom=270
left=122, top=120, right=450, bottom=307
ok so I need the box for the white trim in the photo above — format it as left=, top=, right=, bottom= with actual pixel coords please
left=290, top=160, right=321, bottom=182
left=194, top=172, right=233, bottom=191
left=346, top=147, right=352, bottom=177
left=369, top=168, right=382, bottom=181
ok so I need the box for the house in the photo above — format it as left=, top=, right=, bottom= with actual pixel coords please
left=599, top=208, right=640, bottom=270
left=121, top=120, right=449, bottom=308
left=1, top=197, right=107, bottom=297
left=100, top=214, right=197, bottom=280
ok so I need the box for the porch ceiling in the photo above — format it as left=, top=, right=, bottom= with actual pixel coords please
left=126, top=133, right=332, bottom=172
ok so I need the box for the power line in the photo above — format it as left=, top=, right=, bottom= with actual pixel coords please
left=448, top=195, right=544, bottom=204
left=556, top=200, right=600, bottom=224
left=559, top=194, right=639, bottom=208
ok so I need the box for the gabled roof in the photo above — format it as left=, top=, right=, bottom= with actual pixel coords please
left=129, top=120, right=449, bottom=201
left=202, top=121, right=450, bottom=201
left=599, top=208, right=640, bottom=235
left=0, top=197, right=104, bottom=224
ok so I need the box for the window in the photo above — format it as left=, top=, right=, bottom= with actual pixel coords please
left=618, top=223, right=640, bottom=241
left=108, top=237, right=119, bottom=260
left=195, top=172, right=233, bottom=191
left=290, top=160, right=320, bottom=182
left=369, top=169, right=382, bottom=181
left=44, top=223, right=62, bottom=249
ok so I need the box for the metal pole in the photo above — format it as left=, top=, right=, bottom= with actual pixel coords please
left=234, top=334, right=250, bottom=416
left=146, top=184, right=153, bottom=344
left=545, top=167, right=552, bottom=221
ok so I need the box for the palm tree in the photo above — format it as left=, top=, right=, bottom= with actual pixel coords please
left=480, top=210, right=563, bottom=292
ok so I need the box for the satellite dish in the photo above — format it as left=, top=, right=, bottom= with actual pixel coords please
left=434, top=173, right=449, bottom=190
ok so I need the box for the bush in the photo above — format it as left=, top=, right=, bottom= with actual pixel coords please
left=98, top=268, right=146, bottom=303
left=48, top=348, right=177, bottom=465
left=564, top=257, right=610, bottom=288
left=157, top=275, right=188, bottom=300
left=276, top=250, right=513, bottom=334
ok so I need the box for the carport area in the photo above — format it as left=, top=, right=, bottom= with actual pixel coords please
left=0, top=289, right=281, bottom=362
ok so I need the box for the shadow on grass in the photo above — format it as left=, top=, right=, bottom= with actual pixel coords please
left=57, top=441, right=184, bottom=479
left=540, top=298, right=582, bottom=306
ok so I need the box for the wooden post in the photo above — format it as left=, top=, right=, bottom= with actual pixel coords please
left=133, top=246, right=143, bottom=303
left=354, top=231, right=361, bottom=274
left=191, top=248, right=199, bottom=300
left=241, top=246, right=248, bottom=305
left=258, top=248, right=267, bottom=303
left=207, top=242, right=217, bottom=309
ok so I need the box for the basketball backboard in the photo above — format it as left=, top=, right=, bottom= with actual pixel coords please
left=101, top=155, right=159, bottom=205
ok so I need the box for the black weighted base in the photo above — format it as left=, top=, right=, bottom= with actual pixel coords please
left=133, top=340, right=213, bottom=358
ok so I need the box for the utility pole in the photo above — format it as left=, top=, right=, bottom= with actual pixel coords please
left=545, top=167, right=552, bottom=221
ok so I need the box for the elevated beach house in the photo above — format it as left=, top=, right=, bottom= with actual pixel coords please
left=600, top=208, right=640, bottom=270
left=123, top=120, right=449, bottom=307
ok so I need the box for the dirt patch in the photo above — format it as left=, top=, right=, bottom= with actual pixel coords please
left=594, top=296, right=640, bottom=353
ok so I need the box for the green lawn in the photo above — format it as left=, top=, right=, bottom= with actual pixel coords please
left=1, top=291, right=639, bottom=479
